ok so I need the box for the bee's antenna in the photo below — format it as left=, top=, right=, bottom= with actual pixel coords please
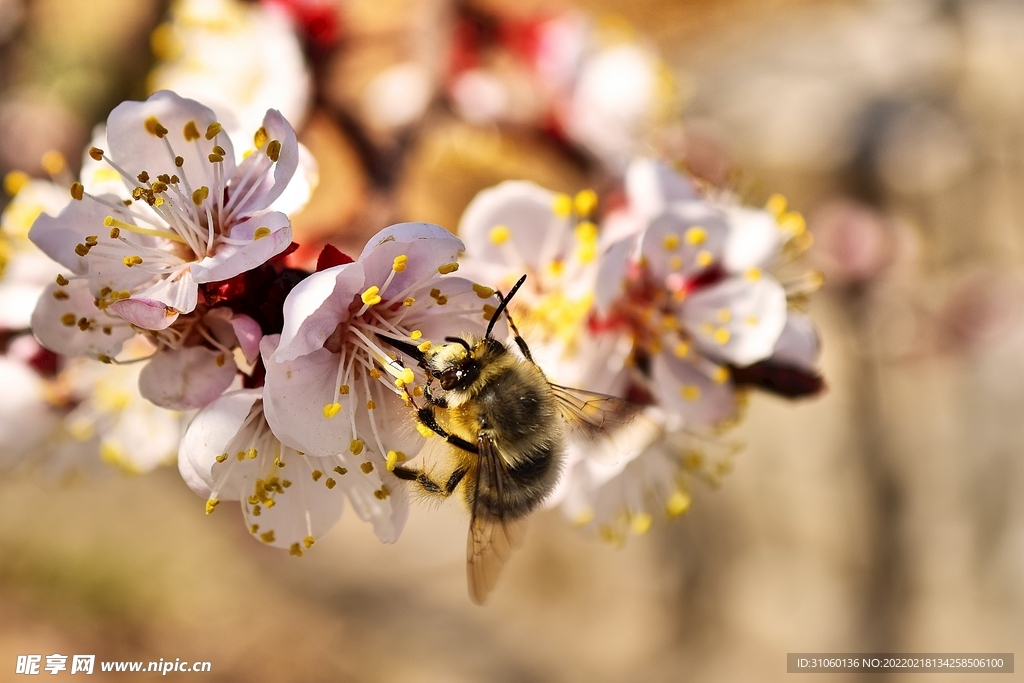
left=486, top=274, right=527, bottom=339
left=445, top=336, right=473, bottom=353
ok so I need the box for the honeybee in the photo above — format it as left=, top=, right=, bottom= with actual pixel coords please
left=379, top=274, right=635, bottom=604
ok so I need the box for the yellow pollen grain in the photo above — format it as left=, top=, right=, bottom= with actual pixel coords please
left=666, top=490, right=691, bottom=517
left=417, top=340, right=432, bottom=352
left=334, top=466, right=347, bottom=476
left=712, top=366, right=730, bottom=384
left=366, top=399, right=376, bottom=410
left=311, top=470, right=323, bottom=482
left=289, top=543, right=304, bottom=557
left=349, top=439, right=364, bottom=455
left=574, top=189, right=598, bottom=216
left=339, top=384, right=350, bottom=395
left=303, top=535, right=315, bottom=549
left=206, top=122, right=223, bottom=140
left=673, top=341, right=690, bottom=358
left=409, top=330, right=422, bottom=340
left=685, top=226, right=708, bottom=245
left=361, top=285, right=381, bottom=306
left=249, top=524, right=259, bottom=535
left=323, top=402, right=342, bottom=418
left=713, top=328, right=731, bottom=345
left=745, top=267, right=762, bottom=282
left=472, top=283, right=494, bottom=299
left=437, top=262, right=459, bottom=274
left=682, top=385, right=701, bottom=401
left=205, top=499, right=219, bottom=515
left=631, top=512, right=653, bottom=535
left=246, top=447, right=257, bottom=459
left=260, top=530, right=275, bottom=544
left=122, top=255, right=143, bottom=267
left=779, top=211, right=806, bottom=236
left=192, top=186, right=209, bottom=206
left=3, top=170, right=30, bottom=196
left=56, top=274, right=70, bottom=286
left=489, top=225, right=510, bottom=244
left=716, top=308, right=732, bottom=323
left=144, top=116, right=168, bottom=138
left=360, top=461, right=374, bottom=474
left=60, top=313, right=76, bottom=326
left=392, top=254, right=408, bottom=272
left=766, top=193, right=787, bottom=217
left=89, top=147, right=104, bottom=161
left=403, top=297, right=415, bottom=307
left=325, top=477, right=336, bottom=489
left=662, top=233, right=680, bottom=251
left=266, top=140, right=282, bottom=162
left=696, top=250, right=713, bottom=268
left=70, top=182, right=84, bottom=201
left=253, top=227, right=271, bottom=240
left=416, top=423, right=434, bottom=438
left=386, top=450, right=399, bottom=471
left=368, top=368, right=382, bottom=380
left=399, top=368, right=415, bottom=385
left=552, top=193, right=573, bottom=217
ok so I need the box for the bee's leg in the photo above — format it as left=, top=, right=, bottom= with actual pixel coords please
left=392, top=464, right=469, bottom=498
left=414, top=404, right=478, bottom=454
left=423, top=383, right=448, bottom=408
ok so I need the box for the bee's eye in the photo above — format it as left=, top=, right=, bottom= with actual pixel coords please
left=436, top=363, right=478, bottom=390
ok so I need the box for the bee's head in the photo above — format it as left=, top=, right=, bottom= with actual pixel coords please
left=425, top=336, right=504, bottom=391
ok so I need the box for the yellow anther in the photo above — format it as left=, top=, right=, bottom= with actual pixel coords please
left=696, top=250, right=713, bottom=268
left=482, top=304, right=497, bottom=320
left=246, top=447, right=257, bottom=459
left=108, top=227, right=120, bottom=239
left=205, top=122, right=223, bottom=140
left=572, top=507, right=595, bottom=526
left=3, top=170, right=30, bottom=196
left=574, top=189, right=598, bottom=217
left=403, top=297, right=415, bottom=307
left=552, top=192, right=573, bottom=217
left=472, top=283, right=494, bottom=299
left=144, top=116, right=168, bottom=138
left=416, top=423, right=434, bottom=438
left=385, top=450, right=399, bottom=471
left=69, top=182, right=84, bottom=201
left=333, top=468, right=346, bottom=478
left=666, top=490, right=691, bottom=517
left=745, top=267, right=762, bottom=281
left=323, top=402, right=342, bottom=418
left=122, top=255, right=144, bottom=267
left=253, top=226, right=271, bottom=240
left=663, top=233, right=681, bottom=250
left=391, top=254, right=408, bottom=273
left=417, top=340, right=432, bottom=352
left=575, top=220, right=598, bottom=243
left=266, top=140, right=282, bottom=162
left=303, top=536, right=315, bottom=549
left=437, top=262, right=459, bottom=274
left=289, top=543, right=304, bottom=557
left=183, top=121, right=200, bottom=141
left=325, top=477, right=336, bottom=489
left=60, top=313, right=76, bottom=326
left=778, top=211, right=806, bottom=236
left=489, top=225, right=510, bottom=244
left=630, top=512, right=653, bottom=535
left=409, top=330, right=422, bottom=340
left=260, top=530, right=275, bottom=544
left=673, top=341, right=690, bottom=358
left=253, top=126, right=268, bottom=148
left=366, top=400, right=376, bottom=410
left=249, top=524, right=259, bottom=535
left=361, top=286, right=381, bottom=306
left=52, top=290, right=69, bottom=301
left=399, top=368, right=415, bottom=385
left=89, top=147, right=104, bottom=161
left=682, top=385, right=701, bottom=401
left=349, top=439, right=364, bottom=455
left=56, top=274, right=69, bottom=286
left=311, top=470, right=323, bottom=481
left=713, top=328, right=731, bottom=345
left=685, top=226, right=707, bottom=245
left=669, top=256, right=683, bottom=271
left=41, top=150, right=66, bottom=176
left=368, top=368, right=383, bottom=380
left=192, top=186, right=209, bottom=206
left=716, top=309, right=732, bottom=323
left=712, top=366, right=729, bottom=384
left=205, top=499, right=219, bottom=515
left=547, top=260, right=565, bottom=277
left=360, top=461, right=374, bottom=474
left=339, top=384, right=350, bottom=395
left=766, top=193, right=787, bottom=217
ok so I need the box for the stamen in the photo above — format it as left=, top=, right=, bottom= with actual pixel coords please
left=103, top=216, right=186, bottom=244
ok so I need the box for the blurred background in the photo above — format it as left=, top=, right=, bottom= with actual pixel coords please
left=1, top=0, right=1023, bottom=680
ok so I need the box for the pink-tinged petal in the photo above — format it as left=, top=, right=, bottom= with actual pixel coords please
left=230, top=313, right=263, bottom=364
left=639, top=203, right=729, bottom=281
left=771, top=312, right=821, bottom=371
left=108, top=297, right=180, bottom=331
left=31, top=281, right=134, bottom=358
left=192, top=211, right=292, bottom=283
left=722, top=207, right=782, bottom=272
left=28, top=193, right=124, bottom=273
left=267, top=142, right=318, bottom=216
left=262, top=343, right=356, bottom=456
left=275, top=261, right=365, bottom=362
left=225, top=109, right=299, bottom=216
left=625, top=158, right=698, bottom=217
left=457, top=181, right=566, bottom=270
left=681, top=275, right=788, bottom=366
left=120, top=267, right=199, bottom=320
left=652, top=354, right=737, bottom=428
left=396, top=276, right=494, bottom=342
left=241, top=451, right=345, bottom=550
left=358, top=222, right=465, bottom=290
left=139, top=346, right=238, bottom=410
left=179, top=389, right=262, bottom=496
left=0, top=357, right=59, bottom=466
left=337, top=454, right=410, bottom=543
left=106, top=91, right=237, bottom=198
left=593, top=236, right=635, bottom=315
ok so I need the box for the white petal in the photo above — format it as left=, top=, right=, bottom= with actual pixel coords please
left=275, top=261, right=365, bottom=362
left=639, top=202, right=730, bottom=281
left=358, top=222, right=465, bottom=288
left=651, top=354, right=738, bottom=428
left=191, top=211, right=292, bottom=283
left=179, top=388, right=262, bottom=496
left=771, top=312, right=821, bottom=370
left=682, top=275, right=788, bottom=366
left=722, top=207, right=782, bottom=272
left=31, top=281, right=134, bottom=358
left=108, top=297, right=180, bottom=331
left=138, top=346, right=237, bottom=409
left=28, top=194, right=122, bottom=273
left=625, top=158, right=697, bottom=217
left=457, top=182, right=565, bottom=270
left=225, top=109, right=299, bottom=216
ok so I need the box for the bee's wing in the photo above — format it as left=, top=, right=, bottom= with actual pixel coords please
left=548, top=383, right=640, bottom=438
left=467, top=434, right=527, bottom=605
